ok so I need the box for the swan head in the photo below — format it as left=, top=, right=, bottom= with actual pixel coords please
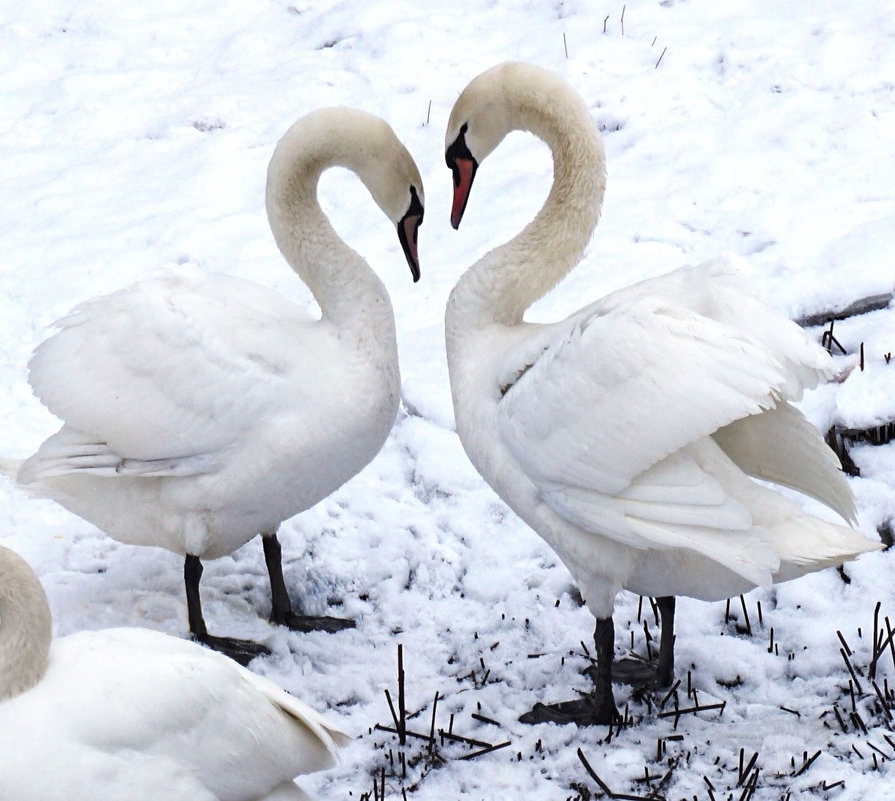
left=446, top=62, right=600, bottom=231
left=447, top=62, right=550, bottom=229
left=445, top=66, right=516, bottom=229
left=363, top=142, right=424, bottom=282
left=445, top=122, right=478, bottom=231
left=346, top=111, right=425, bottom=283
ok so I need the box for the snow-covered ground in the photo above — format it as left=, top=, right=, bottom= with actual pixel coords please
left=2, top=1, right=895, bottom=798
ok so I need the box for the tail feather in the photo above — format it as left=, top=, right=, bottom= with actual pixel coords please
left=740, top=476, right=882, bottom=582
left=688, top=435, right=880, bottom=585
left=713, top=401, right=856, bottom=524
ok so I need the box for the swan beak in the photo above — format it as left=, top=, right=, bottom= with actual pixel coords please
left=397, top=214, right=422, bottom=283
left=449, top=157, right=477, bottom=230
left=397, top=186, right=423, bottom=283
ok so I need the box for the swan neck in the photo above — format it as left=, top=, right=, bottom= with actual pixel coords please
left=0, top=548, right=52, bottom=700
left=264, top=126, right=395, bottom=333
left=453, top=89, right=605, bottom=328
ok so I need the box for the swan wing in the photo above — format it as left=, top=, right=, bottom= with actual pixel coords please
left=588, top=259, right=835, bottom=398
left=84, top=629, right=348, bottom=779
left=16, top=426, right=223, bottom=484
left=499, top=294, right=789, bottom=497
left=27, top=269, right=312, bottom=469
left=543, top=443, right=781, bottom=586
left=238, top=667, right=351, bottom=754
left=573, top=260, right=854, bottom=520
left=682, top=259, right=837, bottom=397
left=496, top=298, right=816, bottom=579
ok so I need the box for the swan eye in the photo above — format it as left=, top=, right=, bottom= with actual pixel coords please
left=406, top=185, right=424, bottom=222
left=445, top=122, right=474, bottom=181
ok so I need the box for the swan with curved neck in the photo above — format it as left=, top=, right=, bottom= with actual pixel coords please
left=0, top=545, right=348, bottom=800
left=6, top=107, right=424, bottom=664
left=444, top=62, right=880, bottom=725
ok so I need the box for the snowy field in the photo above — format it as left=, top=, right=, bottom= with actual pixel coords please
left=2, top=1, right=895, bottom=799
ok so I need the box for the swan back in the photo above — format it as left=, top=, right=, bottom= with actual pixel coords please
left=0, top=546, right=349, bottom=800
left=0, top=546, right=51, bottom=701
left=0, top=627, right=348, bottom=800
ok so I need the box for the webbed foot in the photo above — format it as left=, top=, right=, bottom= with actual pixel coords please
left=520, top=693, right=620, bottom=726
left=273, top=611, right=356, bottom=633
left=193, top=633, right=271, bottom=666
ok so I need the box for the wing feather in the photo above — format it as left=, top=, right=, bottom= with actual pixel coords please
left=27, top=269, right=309, bottom=465
left=495, top=289, right=846, bottom=584
left=499, top=294, right=789, bottom=497
left=587, top=259, right=835, bottom=397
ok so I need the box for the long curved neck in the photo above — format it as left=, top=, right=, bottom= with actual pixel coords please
left=265, top=121, right=395, bottom=338
left=449, top=89, right=605, bottom=332
left=0, top=547, right=52, bottom=700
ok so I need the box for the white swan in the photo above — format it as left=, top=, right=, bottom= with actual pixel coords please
left=443, top=62, right=881, bottom=725
left=4, top=107, right=424, bottom=663
left=0, top=545, right=348, bottom=801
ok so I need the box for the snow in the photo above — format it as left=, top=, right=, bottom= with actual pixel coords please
left=836, top=357, right=895, bottom=430
left=2, top=1, right=895, bottom=799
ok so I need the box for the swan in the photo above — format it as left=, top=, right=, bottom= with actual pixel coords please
left=3, top=107, right=424, bottom=664
left=443, top=62, right=881, bottom=725
left=0, top=544, right=348, bottom=801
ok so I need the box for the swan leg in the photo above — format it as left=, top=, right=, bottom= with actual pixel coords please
left=611, top=596, right=676, bottom=688
left=261, top=533, right=356, bottom=633
left=519, top=616, right=620, bottom=726
left=184, top=554, right=271, bottom=666
left=654, top=596, right=676, bottom=687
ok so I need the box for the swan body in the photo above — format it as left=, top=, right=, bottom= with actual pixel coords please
left=444, top=62, right=880, bottom=722
left=7, top=107, right=424, bottom=659
left=0, top=545, right=348, bottom=801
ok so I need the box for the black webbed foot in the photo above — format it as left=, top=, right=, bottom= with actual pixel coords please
left=192, top=633, right=271, bottom=666
left=262, top=533, right=357, bottom=634
left=520, top=692, right=620, bottom=726
left=272, top=611, right=356, bottom=633
left=607, top=656, right=667, bottom=687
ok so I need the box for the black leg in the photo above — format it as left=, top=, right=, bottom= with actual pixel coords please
left=183, top=554, right=270, bottom=666
left=590, top=616, right=622, bottom=721
left=262, top=532, right=355, bottom=633
left=184, top=554, right=208, bottom=639
left=520, top=615, right=620, bottom=726
left=611, top=596, right=677, bottom=687
left=263, top=533, right=293, bottom=623
left=655, top=596, right=676, bottom=688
